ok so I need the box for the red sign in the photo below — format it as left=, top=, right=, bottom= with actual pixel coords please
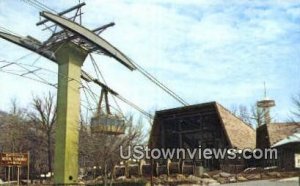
left=0, top=153, right=28, bottom=166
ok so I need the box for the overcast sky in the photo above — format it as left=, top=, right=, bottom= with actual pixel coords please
left=0, top=0, right=300, bottom=124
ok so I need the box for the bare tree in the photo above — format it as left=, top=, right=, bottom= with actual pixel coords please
left=79, top=115, right=145, bottom=183
left=0, top=98, right=29, bottom=152
left=10, top=98, right=18, bottom=115
left=29, top=92, right=57, bottom=173
left=238, top=105, right=251, bottom=124
left=250, top=104, right=264, bottom=128
left=230, top=104, right=266, bottom=128
left=230, top=104, right=252, bottom=127
left=0, top=95, right=57, bottom=177
left=291, top=94, right=300, bottom=121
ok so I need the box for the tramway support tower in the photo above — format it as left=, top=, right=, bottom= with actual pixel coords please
left=0, top=3, right=136, bottom=185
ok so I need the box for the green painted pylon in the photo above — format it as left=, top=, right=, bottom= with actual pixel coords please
left=52, top=42, right=88, bottom=185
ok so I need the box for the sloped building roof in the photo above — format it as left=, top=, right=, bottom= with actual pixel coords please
left=149, top=101, right=256, bottom=149
left=267, top=123, right=300, bottom=146
left=216, top=103, right=256, bottom=149
left=257, top=122, right=300, bottom=148
left=272, top=132, right=300, bottom=148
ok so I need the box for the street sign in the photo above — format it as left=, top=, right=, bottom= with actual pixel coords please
left=0, top=153, right=29, bottom=166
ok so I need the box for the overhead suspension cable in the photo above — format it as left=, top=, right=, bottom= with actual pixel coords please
left=81, top=87, right=94, bottom=111
left=89, top=54, right=125, bottom=118
left=0, top=61, right=97, bottom=113
left=131, top=60, right=188, bottom=106
left=91, top=51, right=188, bottom=107
left=0, top=58, right=152, bottom=119
left=30, top=0, right=57, bottom=13
left=23, top=1, right=188, bottom=107
left=115, top=94, right=152, bottom=118
left=81, top=59, right=153, bottom=118
left=21, top=0, right=56, bottom=13
left=21, top=0, right=45, bottom=11
left=0, top=26, right=22, bottom=37
left=0, top=65, right=56, bottom=88
left=81, top=80, right=99, bottom=105
left=89, top=54, right=153, bottom=118
left=82, top=77, right=153, bottom=119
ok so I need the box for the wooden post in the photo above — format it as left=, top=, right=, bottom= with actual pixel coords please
left=27, top=151, right=30, bottom=185
left=5, top=167, right=7, bottom=183
left=11, top=166, right=14, bottom=184
left=17, top=166, right=20, bottom=186
left=8, top=166, right=11, bottom=186
left=150, top=159, right=153, bottom=186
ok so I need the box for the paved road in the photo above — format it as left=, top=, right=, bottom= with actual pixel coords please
left=223, top=177, right=300, bottom=186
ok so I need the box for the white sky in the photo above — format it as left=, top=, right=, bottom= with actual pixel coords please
left=0, top=0, right=300, bottom=125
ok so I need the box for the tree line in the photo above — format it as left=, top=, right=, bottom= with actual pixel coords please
left=0, top=91, right=299, bottom=180
left=0, top=92, right=145, bottom=181
left=230, top=94, right=300, bottom=128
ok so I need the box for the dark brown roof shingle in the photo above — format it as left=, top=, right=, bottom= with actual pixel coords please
left=266, top=123, right=300, bottom=146
left=216, top=103, right=256, bottom=149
